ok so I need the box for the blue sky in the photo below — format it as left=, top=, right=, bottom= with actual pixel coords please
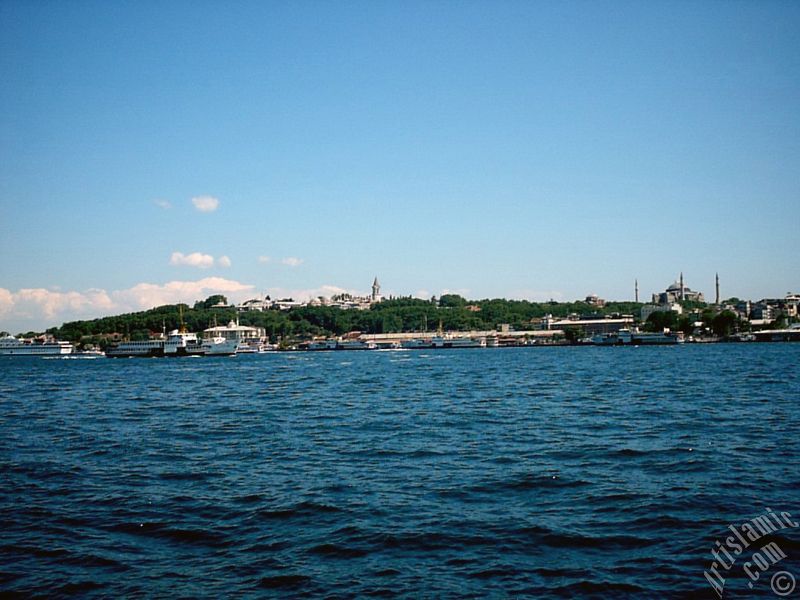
left=1, top=0, right=798, bottom=332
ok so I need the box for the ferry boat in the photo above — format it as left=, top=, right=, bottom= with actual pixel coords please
left=753, top=324, right=800, bottom=342
left=200, top=334, right=238, bottom=356
left=306, top=339, right=338, bottom=351
left=401, top=338, right=433, bottom=349
left=105, top=338, right=165, bottom=358
left=589, top=329, right=682, bottom=346
left=0, top=335, right=74, bottom=356
left=202, top=320, right=266, bottom=355
left=430, top=335, right=486, bottom=349
left=630, top=329, right=683, bottom=345
left=588, top=330, right=632, bottom=345
left=336, top=340, right=378, bottom=351
left=401, top=335, right=486, bottom=349
left=163, top=328, right=204, bottom=357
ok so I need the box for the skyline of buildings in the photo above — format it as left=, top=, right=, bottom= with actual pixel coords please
left=1, top=270, right=797, bottom=335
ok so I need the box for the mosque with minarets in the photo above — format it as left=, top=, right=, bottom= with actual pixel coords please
left=651, top=273, right=705, bottom=305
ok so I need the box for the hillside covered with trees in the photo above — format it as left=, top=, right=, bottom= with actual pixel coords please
left=46, top=294, right=645, bottom=348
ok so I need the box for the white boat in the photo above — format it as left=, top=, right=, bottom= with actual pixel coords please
left=630, top=329, right=683, bottom=345
left=336, top=340, right=378, bottom=351
left=753, top=324, right=800, bottom=342
left=401, top=338, right=433, bottom=349
left=105, top=338, right=165, bottom=358
left=307, top=339, right=338, bottom=351
left=163, top=328, right=204, bottom=356
left=0, top=335, right=74, bottom=356
left=589, top=328, right=682, bottom=346
left=201, top=334, right=238, bottom=356
left=430, top=335, right=486, bottom=349
left=202, top=320, right=267, bottom=355
left=400, top=336, right=486, bottom=349
left=589, top=330, right=632, bottom=345
left=236, top=340, right=277, bottom=353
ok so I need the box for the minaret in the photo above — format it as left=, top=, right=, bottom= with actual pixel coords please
left=680, top=272, right=685, bottom=301
left=371, top=276, right=381, bottom=302
left=635, top=279, right=639, bottom=303
left=715, top=273, right=720, bottom=305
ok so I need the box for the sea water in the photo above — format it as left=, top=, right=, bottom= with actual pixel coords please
left=1, top=345, right=799, bottom=598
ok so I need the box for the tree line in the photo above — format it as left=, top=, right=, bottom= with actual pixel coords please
left=47, top=294, right=645, bottom=348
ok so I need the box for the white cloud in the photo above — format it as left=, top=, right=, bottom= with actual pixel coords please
left=281, top=257, right=304, bottom=267
left=0, top=286, right=115, bottom=329
left=0, top=278, right=257, bottom=333
left=191, top=195, right=219, bottom=213
left=217, top=255, right=232, bottom=268
left=257, top=256, right=271, bottom=264
left=153, top=198, right=172, bottom=209
left=170, top=252, right=215, bottom=269
left=112, top=277, right=254, bottom=310
left=0, top=288, right=15, bottom=317
left=414, top=289, right=431, bottom=300
left=440, top=288, right=471, bottom=298
left=264, top=285, right=360, bottom=302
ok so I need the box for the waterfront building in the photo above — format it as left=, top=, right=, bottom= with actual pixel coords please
left=541, top=314, right=634, bottom=335
left=203, top=320, right=267, bottom=346
left=784, top=293, right=799, bottom=318
left=735, top=300, right=752, bottom=320
left=641, top=302, right=683, bottom=322
left=751, top=302, right=775, bottom=322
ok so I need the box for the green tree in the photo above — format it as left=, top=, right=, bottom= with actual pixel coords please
left=439, top=294, right=467, bottom=309
left=200, top=295, right=228, bottom=309
left=562, top=327, right=585, bottom=344
left=676, top=316, right=695, bottom=336
left=644, top=311, right=679, bottom=332
left=711, top=311, right=738, bottom=337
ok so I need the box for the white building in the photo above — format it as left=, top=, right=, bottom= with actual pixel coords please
left=641, top=303, right=683, bottom=322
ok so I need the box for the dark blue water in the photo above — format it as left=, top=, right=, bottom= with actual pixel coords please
left=1, top=345, right=799, bottom=598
